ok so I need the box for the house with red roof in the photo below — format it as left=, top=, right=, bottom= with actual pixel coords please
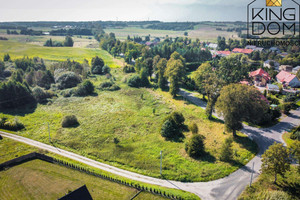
left=249, top=68, right=271, bottom=87
left=276, top=71, right=300, bottom=88
left=216, top=51, right=231, bottom=57
left=232, top=48, right=253, bottom=55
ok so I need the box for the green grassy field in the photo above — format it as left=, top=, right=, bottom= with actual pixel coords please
left=0, top=68, right=257, bottom=182
left=0, top=40, right=122, bottom=67
left=0, top=137, right=199, bottom=200
left=0, top=159, right=168, bottom=200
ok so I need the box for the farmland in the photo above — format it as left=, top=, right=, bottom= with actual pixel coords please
left=0, top=40, right=122, bottom=67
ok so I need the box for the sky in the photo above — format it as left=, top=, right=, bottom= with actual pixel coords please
left=0, top=0, right=298, bottom=22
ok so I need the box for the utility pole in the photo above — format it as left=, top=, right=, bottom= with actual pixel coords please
left=250, top=162, right=255, bottom=187
left=160, top=151, right=163, bottom=176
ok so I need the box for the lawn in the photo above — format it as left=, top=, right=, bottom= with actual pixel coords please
left=0, top=40, right=122, bottom=68
left=0, top=159, right=168, bottom=200
left=0, top=69, right=257, bottom=182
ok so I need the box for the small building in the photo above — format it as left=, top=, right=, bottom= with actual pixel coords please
left=276, top=70, right=300, bottom=88
left=264, top=60, right=280, bottom=69
left=279, top=65, right=293, bottom=72
left=267, top=84, right=280, bottom=93
left=232, top=48, right=253, bottom=55
left=216, top=51, right=231, bottom=57
left=249, top=68, right=271, bottom=87
left=270, top=47, right=281, bottom=53
left=292, top=66, right=300, bottom=74
left=245, top=45, right=264, bottom=52
left=208, top=43, right=218, bottom=49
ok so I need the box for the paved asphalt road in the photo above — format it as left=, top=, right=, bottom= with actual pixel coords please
left=1, top=89, right=300, bottom=200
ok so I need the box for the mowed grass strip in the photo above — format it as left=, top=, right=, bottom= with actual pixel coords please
left=0, top=40, right=120, bottom=68
left=0, top=159, right=167, bottom=200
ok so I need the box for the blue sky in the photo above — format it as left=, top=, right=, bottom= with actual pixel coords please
left=0, top=0, right=298, bottom=22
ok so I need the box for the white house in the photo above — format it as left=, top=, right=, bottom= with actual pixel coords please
left=276, top=71, right=300, bottom=88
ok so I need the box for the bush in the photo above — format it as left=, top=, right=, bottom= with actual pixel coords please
left=91, top=56, right=105, bottom=74
left=62, top=115, right=79, bottom=128
left=55, top=72, right=82, bottom=90
left=128, top=75, right=142, bottom=88
left=64, top=36, right=74, bottom=47
left=220, top=137, right=233, bottom=162
left=3, top=53, right=11, bottom=62
left=189, top=123, right=198, bottom=134
left=102, top=65, right=111, bottom=74
left=123, top=65, right=135, bottom=73
left=284, top=93, right=296, bottom=102
left=290, top=131, right=300, bottom=141
left=73, top=80, right=95, bottom=96
left=0, top=118, right=25, bottom=131
left=281, top=103, right=293, bottom=114
left=32, top=86, right=54, bottom=103
left=99, top=81, right=120, bottom=91
left=160, top=112, right=185, bottom=139
left=185, top=135, right=205, bottom=158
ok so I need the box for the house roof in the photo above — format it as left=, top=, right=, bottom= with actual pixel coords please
left=276, top=70, right=297, bottom=83
left=216, top=51, right=231, bottom=56
left=58, top=185, right=93, bottom=200
left=267, top=84, right=279, bottom=90
left=249, top=68, right=271, bottom=81
left=232, top=48, right=253, bottom=54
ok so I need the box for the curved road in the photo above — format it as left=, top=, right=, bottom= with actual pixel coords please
left=1, top=90, right=300, bottom=200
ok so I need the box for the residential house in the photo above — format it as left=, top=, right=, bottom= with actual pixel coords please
left=292, top=66, right=300, bottom=74
left=264, top=60, right=280, bottom=70
left=232, top=48, right=253, bottom=55
left=269, top=47, right=281, bottom=53
left=279, top=65, right=293, bottom=72
left=249, top=68, right=271, bottom=87
left=276, top=71, right=300, bottom=88
left=216, top=51, right=231, bottom=57
left=245, top=45, right=264, bottom=52
left=208, top=43, right=218, bottom=49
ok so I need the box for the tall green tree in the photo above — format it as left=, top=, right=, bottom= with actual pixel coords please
left=165, top=52, right=186, bottom=97
left=216, top=84, right=269, bottom=136
left=262, top=143, right=291, bottom=183
left=64, top=36, right=74, bottom=47
left=194, top=63, right=224, bottom=119
left=156, top=58, right=167, bottom=89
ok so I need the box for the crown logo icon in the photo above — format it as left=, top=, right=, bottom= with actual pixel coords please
left=266, top=0, right=282, bottom=6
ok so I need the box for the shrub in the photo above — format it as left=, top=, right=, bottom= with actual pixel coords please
left=123, top=65, right=135, bottom=73
left=91, top=56, right=104, bottom=74
left=160, top=112, right=185, bottom=139
left=189, top=123, right=198, bottom=134
left=284, top=93, right=296, bottom=102
left=62, top=115, right=79, bottom=128
left=160, top=119, right=178, bottom=139
left=55, top=72, right=82, bottom=89
left=220, top=137, right=233, bottom=162
left=185, top=135, right=205, bottom=158
left=290, top=131, right=300, bottom=141
left=102, top=65, right=111, bottom=74
left=128, top=75, right=142, bottom=88
left=3, top=53, right=11, bottom=62
left=281, top=103, right=293, bottom=114
left=99, top=81, right=120, bottom=91
left=64, top=36, right=74, bottom=47
left=73, top=80, right=95, bottom=96
left=32, top=86, right=54, bottom=103
left=0, top=118, right=25, bottom=131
